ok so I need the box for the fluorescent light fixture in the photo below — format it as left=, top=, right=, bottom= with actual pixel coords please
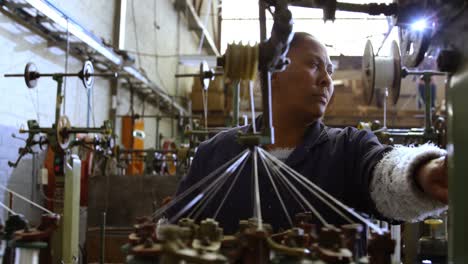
left=123, top=66, right=149, bottom=83
left=410, top=19, right=428, bottom=31
left=22, top=0, right=188, bottom=115
left=25, top=0, right=122, bottom=65
left=118, top=0, right=127, bottom=50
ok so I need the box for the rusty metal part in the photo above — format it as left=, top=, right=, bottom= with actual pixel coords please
left=341, top=223, right=364, bottom=257
left=14, top=214, right=60, bottom=241
left=56, top=115, right=72, bottom=150
left=313, top=226, right=353, bottom=263
left=367, top=232, right=395, bottom=264
left=192, top=218, right=223, bottom=251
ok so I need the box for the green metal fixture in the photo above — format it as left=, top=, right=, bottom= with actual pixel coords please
left=448, top=63, right=468, bottom=263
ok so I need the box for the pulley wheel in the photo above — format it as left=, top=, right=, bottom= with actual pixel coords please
left=56, top=115, right=72, bottom=150
left=362, top=40, right=375, bottom=105
left=79, top=61, right=95, bottom=89
left=399, top=26, right=431, bottom=68
left=199, top=61, right=211, bottom=91
left=389, top=41, right=402, bottom=105
left=24, top=62, right=39, bottom=89
left=38, top=136, right=48, bottom=151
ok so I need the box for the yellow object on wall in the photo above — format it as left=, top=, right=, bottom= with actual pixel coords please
left=122, top=116, right=145, bottom=175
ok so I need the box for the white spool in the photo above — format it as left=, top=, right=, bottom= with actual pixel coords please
left=14, top=247, right=40, bottom=264
left=375, top=56, right=395, bottom=91
left=362, top=40, right=402, bottom=106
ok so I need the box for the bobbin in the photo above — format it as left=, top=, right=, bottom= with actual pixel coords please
left=362, top=40, right=401, bottom=106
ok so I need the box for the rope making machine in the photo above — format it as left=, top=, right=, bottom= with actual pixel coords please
left=3, top=60, right=122, bottom=264
left=120, top=1, right=415, bottom=263
left=123, top=0, right=468, bottom=263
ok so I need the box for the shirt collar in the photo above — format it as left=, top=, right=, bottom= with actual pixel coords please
left=243, top=115, right=329, bottom=150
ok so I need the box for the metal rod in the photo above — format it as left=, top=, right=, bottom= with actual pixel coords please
left=253, top=147, right=263, bottom=229
left=288, top=0, right=396, bottom=16
left=67, top=128, right=107, bottom=133
left=4, top=74, right=25, bottom=77
left=43, top=73, right=119, bottom=77
left=336, top=2, right=396, bottom=16
left=100, top=212, right=106, bottom=264
left=174, top=72, right=223, bottom=78
left=4, top=73, right=119, bottom=78
left=404, top=69, right=446, bottom=76
left=118, top=148, right=176, bottom=153
left=19, top=128, right=54, bottom=134
left=184, top=129, right=230, bottom=135
left=54, top=76, right=63, bottom=132
left=155, top=118, right=160, bottom=149
left=116, top=114, right=201, bottom=119
left=232, top=81, right=240, bottom=127
left=259, top=0, right=274, bottom=145
left=423, top=74, right=433, bottom=133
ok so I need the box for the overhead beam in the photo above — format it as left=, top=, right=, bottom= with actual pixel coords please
left=177, top=0, right=220, bottom=56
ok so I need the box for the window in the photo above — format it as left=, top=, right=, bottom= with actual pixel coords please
left=221, top=0, right=397, bottom=56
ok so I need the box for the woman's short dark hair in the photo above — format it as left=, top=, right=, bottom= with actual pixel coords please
left=289, top=32, right=317, bottom=49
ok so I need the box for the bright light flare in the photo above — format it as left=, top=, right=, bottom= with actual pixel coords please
left=411, top=19, right=428, bottom=31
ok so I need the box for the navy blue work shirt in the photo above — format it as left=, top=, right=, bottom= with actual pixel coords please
left=170, top=120, right=393, bottom=235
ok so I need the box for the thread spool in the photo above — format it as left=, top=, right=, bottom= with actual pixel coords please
left=13, top=241, right=47, bottom=264
left=14, top=247, right=39, bottom=264
left=362, top=40, right=401, bottom=106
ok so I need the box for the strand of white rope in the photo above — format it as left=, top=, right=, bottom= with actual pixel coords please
left=189, top=173, right=231, bottom=219
left=189, top=152, right=250, bottom=220
left=213, top=153, right=250, bottom=219
left=151, top=149, right=250, bottom=220
left=0, top=200, right=16, bottom=215
left=253, top=147, right=263, bottom=229
left=249, top=81, right=257, bottom=133
left=0, top=184, right=54, bottom=215
left=262, top=153, right=307, bottom=212
left=259, top=151, right=328, bottom=226
left=193, top=151, right=250, bottom=220
left=258, top=149, right=293, bottom=227
left=259, top=148, right=383, bottom=234
left=259, top=149, right=354, bottom=224
left=202, top=89, right=209, bottom=139
left=173, top=152, right=248, bottom=222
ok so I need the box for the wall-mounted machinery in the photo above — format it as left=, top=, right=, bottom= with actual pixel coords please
left=4, top=60, right=120, bottom=263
